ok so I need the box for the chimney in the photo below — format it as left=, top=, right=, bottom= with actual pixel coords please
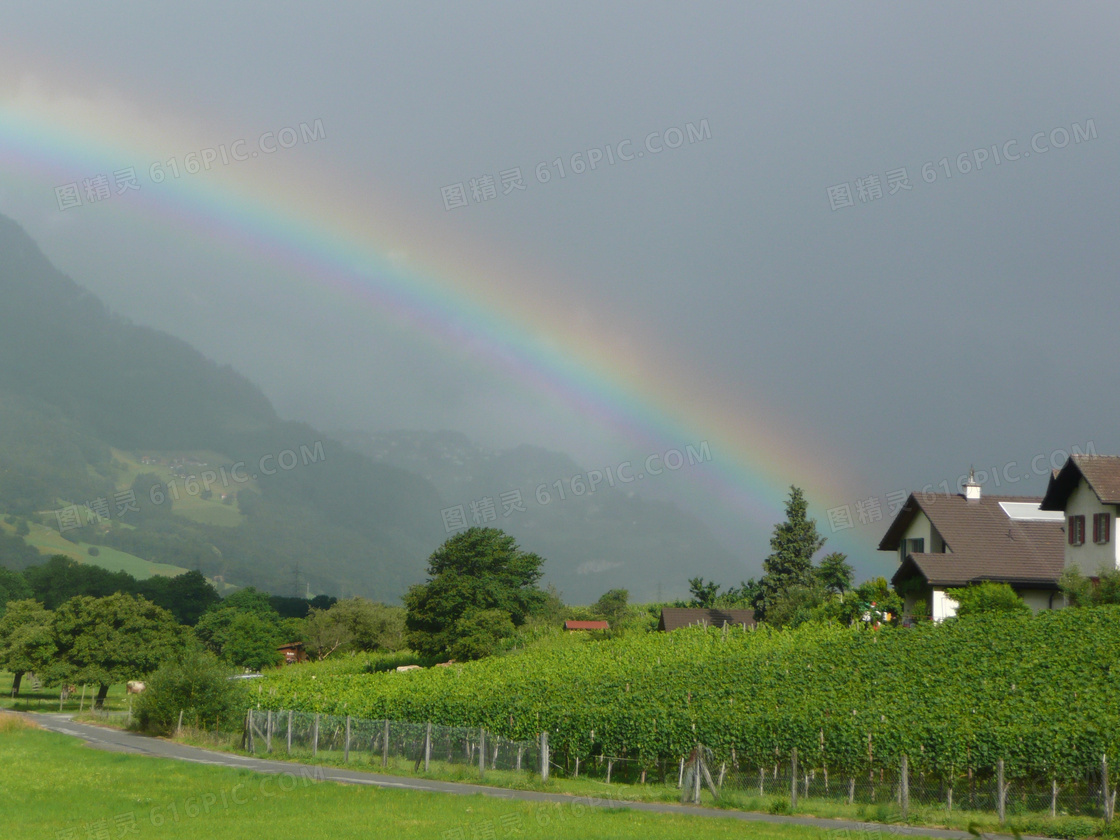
left=963, top=467, right=981, bottom=501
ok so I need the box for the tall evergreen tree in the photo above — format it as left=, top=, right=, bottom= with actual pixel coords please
left=753, top=487, right=825, bottom=620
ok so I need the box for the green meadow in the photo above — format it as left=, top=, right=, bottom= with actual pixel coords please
left=0, top=716, right=834, bottom=840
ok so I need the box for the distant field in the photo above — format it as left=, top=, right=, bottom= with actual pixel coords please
left=2, top=719, right=821, bottom=840
left=2, top=519, right=190, bottom=580
left=109, top=447, right=248, bottom=528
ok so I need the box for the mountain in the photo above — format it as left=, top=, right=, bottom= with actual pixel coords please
left=335, top=430, right=748, bottom=601
left=0, top=213, right=444, bottom=600
left=0, top=213, right=746, bottom=603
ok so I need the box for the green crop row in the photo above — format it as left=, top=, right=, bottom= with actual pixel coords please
left=253, top=607, right=1120, bottom=778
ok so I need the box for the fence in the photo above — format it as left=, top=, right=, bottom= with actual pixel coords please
left=244, top=709, right=543, bottom=779
left=245, top=709, right=1116, bottom=824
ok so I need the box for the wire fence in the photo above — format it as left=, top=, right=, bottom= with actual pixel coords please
left=245, top=709, right=541, bottom=776
left=244, top=709, right=1117, bottom=824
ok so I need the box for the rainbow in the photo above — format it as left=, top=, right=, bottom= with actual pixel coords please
left=0, top=66, right=863, bottom=551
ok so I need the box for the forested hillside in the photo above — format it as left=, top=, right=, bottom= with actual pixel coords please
left=0, top=214, right=444, bottom=600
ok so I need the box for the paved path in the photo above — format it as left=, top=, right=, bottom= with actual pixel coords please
left=26, top=712, right=1000, bottom=839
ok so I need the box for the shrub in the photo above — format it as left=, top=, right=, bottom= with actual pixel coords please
left=946, top=581, right=1031, bottom=617
left=135, top=648, right=248, bottom=735
left=86, top=546, right=100, bottom=557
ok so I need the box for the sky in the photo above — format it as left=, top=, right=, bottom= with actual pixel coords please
left=1, top=1, right=1118, bottom=582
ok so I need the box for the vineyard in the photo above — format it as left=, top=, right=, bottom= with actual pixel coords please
left=255, top=607, right=1120, bottom=784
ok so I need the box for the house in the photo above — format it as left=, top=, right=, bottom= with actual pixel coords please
left=1040, top=454, right=1120, bottom=576
left=657, top=607, right=756, bottom=631
left=563, top=620, right=610, bottom=631
left=277, top=642, right=308, bottom=664
left=881, top=472, right=1065, bottom=621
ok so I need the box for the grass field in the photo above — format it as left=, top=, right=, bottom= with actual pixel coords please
left=0, top=715, right=837, bottom=840
left=0, top=672, right=132, bottom=714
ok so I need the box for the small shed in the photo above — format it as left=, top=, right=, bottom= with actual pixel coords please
left=277, top=642, right=308, bottom=664
left=657, top=608, right=755, bottom=632
left=563, top=620, right=610, bottom=632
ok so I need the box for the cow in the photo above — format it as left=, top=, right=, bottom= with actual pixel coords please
left=394, top=665, right=422, bottom=672
left=126, top=680, right=146, bottom=695
left=59, top=684, right=76, bottom=701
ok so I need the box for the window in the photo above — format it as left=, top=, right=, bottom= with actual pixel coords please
left=900, top=537, right=925, bottom=561
left=1093, top=513, right=1111, bottom=545
left=1069, top=515, right=1086, bottom=546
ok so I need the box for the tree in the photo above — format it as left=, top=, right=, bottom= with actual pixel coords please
left=404, top=528, right=546, bottom=659
left=0, top=567, right=32, bottom=615
left=134, top=646, right=248, bottom=734
left=51, top=593, right=183, bottom=707
left=687, top=577, right=721, bottom=608
left=194, top=597, right=286, bottom=671
left=591, top=588, right=630, bottom=626
left=0, top=599, right=55, bottom=696
left=762, top=581, right=827, bottom=629
left=448, top=608, right=515, bottom=661
left=754, top=487, right=826, bottom=621
left=815, top=552, right=854, bottom=596
left=137, top=571, right=220, bottom=626
left=303, top=597, right=405, bottom=660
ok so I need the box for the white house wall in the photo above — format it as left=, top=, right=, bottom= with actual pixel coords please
left=1064, top=479, right=1120, bottom=575
left=931, top=588, right=958, bottom=621
left=1019, top=589, right=1059, bottom=613
left=900, top=511, right=935, bottom=555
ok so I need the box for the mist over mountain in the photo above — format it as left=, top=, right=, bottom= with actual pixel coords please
left=336, top=429, right=746, bottom=601
left=0, top=214, right=744, bottom=603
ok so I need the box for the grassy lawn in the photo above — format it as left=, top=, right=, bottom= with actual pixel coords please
left=0, top=672, right=133, bottom=714
left=0, top=715, right=837, bottom=840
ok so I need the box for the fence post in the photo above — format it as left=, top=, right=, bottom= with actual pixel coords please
left=1104, top=754, right=1112, bottom=823
left=177, top=710, right=183, bottom=736
left=287, top=710, right=292, bottom=755
left=997, top=758, right=1006, bottom=825
left=245, top=709, right=254, bottom=752
left=344, top=715, right=351, bottom=763
left=424, top=722, right=432, bottom=773
left=382, top=719, right=390, bottom=768
left=540, top=731, right=549, bottom=782
left=479, top=729, right=486, bottom=778
left=900, top=754, right=909, bottom=820
left=790, top=748, right=798, bottom=808
left=312, top=713, right=319, bottom=757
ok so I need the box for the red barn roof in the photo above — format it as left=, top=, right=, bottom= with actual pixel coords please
left=563, top=620, right=610, bottom=631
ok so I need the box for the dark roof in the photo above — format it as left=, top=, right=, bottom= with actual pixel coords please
left=1041, top=455, right=1120, bottom=510
left=892, top=552, right=1062, bottom=589
left=657, top=608, right=755, bottom=632
left=563, top=620, right=610, bottom=631
left=880, top=492, right=1064, bottom=586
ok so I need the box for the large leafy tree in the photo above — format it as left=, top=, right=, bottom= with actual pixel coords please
left=404, top=527, right=546, bottom=659
left=0, top=598, right=55, bottom=696
left=51, top=593, right=183, bottom=707
left=754, top=487, right=825, bottom=621
left=815, top=552, right=855, bottom=596
left=193, top=589, right=290, bottom=671
left=303, top=597, right=404, bottom=660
